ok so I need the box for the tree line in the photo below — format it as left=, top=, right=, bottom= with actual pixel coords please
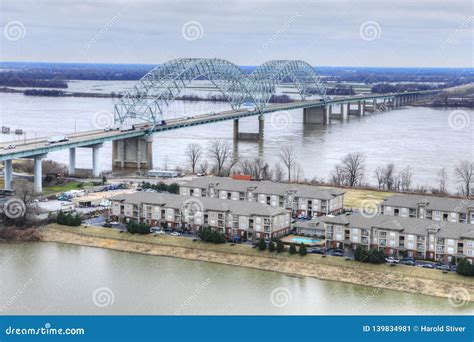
left=183, top=142, right=473, bottom=198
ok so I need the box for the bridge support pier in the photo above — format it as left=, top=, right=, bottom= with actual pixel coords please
left=3, top=160, right=13, bottom=189
left=234, top=115, right=264, bottom=140
left=112, top=136, right=153, bottom=171
left=92, top=144, right=102, bottom=178
left=69, top=148, right=76, bottom=176
left=233, top=119, right=239, bottom=140
left=34, top=154, right=47, bottom=193
left=347, top=102, right=363, bottom=116
left=303, top=106, right=329, bottom=124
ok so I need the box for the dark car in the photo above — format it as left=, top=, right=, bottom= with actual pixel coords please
left=436, top=264, right=450, bottom=271
left=400, top=259, right=415, bottom=266
left=420, top=263, right=434, bottom=269
left=332, top=251, right=344, bottom=257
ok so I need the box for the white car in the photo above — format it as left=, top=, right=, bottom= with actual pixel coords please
left=4, top=144, right=16, bottom=150
left=153, top=230, right=165, bottom=235
left=170, top=232, right=181, bottom=236
left=385, top=257, right=399, bottom=264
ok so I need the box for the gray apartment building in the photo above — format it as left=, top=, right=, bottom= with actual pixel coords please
left=110, top=192, right=291, bottom=241
left=296, top=214, right=474, bottom=263
left=179, top=177, right=345, bottom=216
left=380, top=194, right=474, bottom=224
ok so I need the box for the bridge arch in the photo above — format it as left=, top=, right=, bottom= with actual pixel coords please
left=114, top=58, right=255, bottom=124
left=247, top=60, right=327, bottom=110
left=114, top=58, right=328, bottom=125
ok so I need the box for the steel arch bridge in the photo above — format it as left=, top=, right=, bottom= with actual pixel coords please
left=114, top=58, right=327, bottom=125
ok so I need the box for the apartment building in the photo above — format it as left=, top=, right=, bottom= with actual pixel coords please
left=179, top=177, right=345, bottom=216
left=380, top=194, right=474, bottom=224
left=318, top=214, right=474, bottom=263
left=110, top=192, right=291, bottom=241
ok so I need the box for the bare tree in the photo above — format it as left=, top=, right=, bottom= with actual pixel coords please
left=399, top=166, right=413, bottom=192
left=238, top=158, right=271, bottom=180
left=9, top=180, right=38, bottom=223
left=198, top=161, right=209, bottom=175
left=454, top=161, right=473, bottom=198
left=340, top=152, right=365, bottom=187
left=207, top=139, right=233, bottom=176
left=437, top=167, right=448, bottom=195
left=330, top=165, right=345, bottom=186
left=383, top=163, right=396, bottom=190
left=374, top=167, right=385, bottom=189
left=272, top=162, right=285, bottom=182
left=185, top=143, right=203, bottom=174
left=279, top=146, right=297, bottom=182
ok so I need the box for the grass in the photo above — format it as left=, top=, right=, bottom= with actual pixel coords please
left=46, top=224, right=472, bottom=285
left=322, top=186, right=394, bottom=208
left=43, top=181, right=93, bottom=195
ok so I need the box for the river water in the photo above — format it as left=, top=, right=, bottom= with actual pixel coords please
left=0, top=81, right=473, bottom=190
left=1, top=243, right=472, bottom=315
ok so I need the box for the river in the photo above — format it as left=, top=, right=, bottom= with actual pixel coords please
left=0, top=81, right=473, bottom=190
left=0, top=243, right=472, bottom=315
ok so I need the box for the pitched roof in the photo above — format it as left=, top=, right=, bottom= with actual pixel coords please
left=381, top=194, right=474, bottom=214
left=318, top=214, right=474, bottom=240
left=181, top=177, right=345, bottom=200
left=111, top=191, right=288, bottom=217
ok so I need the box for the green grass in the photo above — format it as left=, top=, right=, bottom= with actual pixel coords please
left=46, top=224, right=472, bottom=285
left=43, top=181, right=92, bottom=195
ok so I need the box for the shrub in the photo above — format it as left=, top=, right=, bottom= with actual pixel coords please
left=276, top=239, right=285, bottom=253
left=268, top=241, right=276, bottom=252
left=457, top=258, right=474, bottom=276
left=127, top=221, right=150, bottom=234
left=299, top=243, right=307, bottom=256
left=198, top=226, right=226, bottom=244
left=56, top=210, right=81, bottom=226
left=257, top=238, right=266, bottom=251
left=289, top=244, right=297, bottom=255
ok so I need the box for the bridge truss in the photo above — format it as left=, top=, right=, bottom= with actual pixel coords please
left=114, top=58, right=327, bottom=125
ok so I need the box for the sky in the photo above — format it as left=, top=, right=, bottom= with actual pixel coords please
left=0, top=0, right=473, bottom=67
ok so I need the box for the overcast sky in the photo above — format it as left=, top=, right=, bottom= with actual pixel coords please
left=1, top=0, right=472, bottom=67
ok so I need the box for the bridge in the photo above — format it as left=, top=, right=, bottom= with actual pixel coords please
left=0, top=58, right=438, bottom=193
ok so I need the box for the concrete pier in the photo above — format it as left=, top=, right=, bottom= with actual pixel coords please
left=68, top=148, right=76, bottom=176
left=3, top=159, right=12, bottom=189
left=112, top=135, right=153, bottom=171
left=33, top=154, right=47, bottom=193
left=233, top=115, right=264, bottom=140
left=92, top=145, right=101, bottom=177
left=303, top=106, right=330, bottom=124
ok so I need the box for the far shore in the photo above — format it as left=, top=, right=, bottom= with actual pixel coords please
left=40, top=225, right=474, bottom=302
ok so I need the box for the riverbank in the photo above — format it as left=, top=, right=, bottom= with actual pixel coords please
left=41, top=225, right=474, bottom=302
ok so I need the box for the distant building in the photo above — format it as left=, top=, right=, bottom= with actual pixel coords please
left=318, top=214, right=474, bottom=263
left=179, top=177, right=344, bottom=216
left=380, top=194, right=474, bottom=224
left=110, top=192, right=291, bottom=240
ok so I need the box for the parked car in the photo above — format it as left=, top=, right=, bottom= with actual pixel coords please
left=385, top=257, right=399, bottom=264
left=332, top=251, right=344, bottom=257
left=4, top=144, right=16, bottom=150
left=170, top=232, right=181, bottom=236
left=450, top=265, right=457, bottom=272
left=400, top=259, right=415, bottom=266
left=419, top=263, right=434, bottom=269
left=154, top=230, right=165, bottom=235
left=436, top=264, right=450, bottom=271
